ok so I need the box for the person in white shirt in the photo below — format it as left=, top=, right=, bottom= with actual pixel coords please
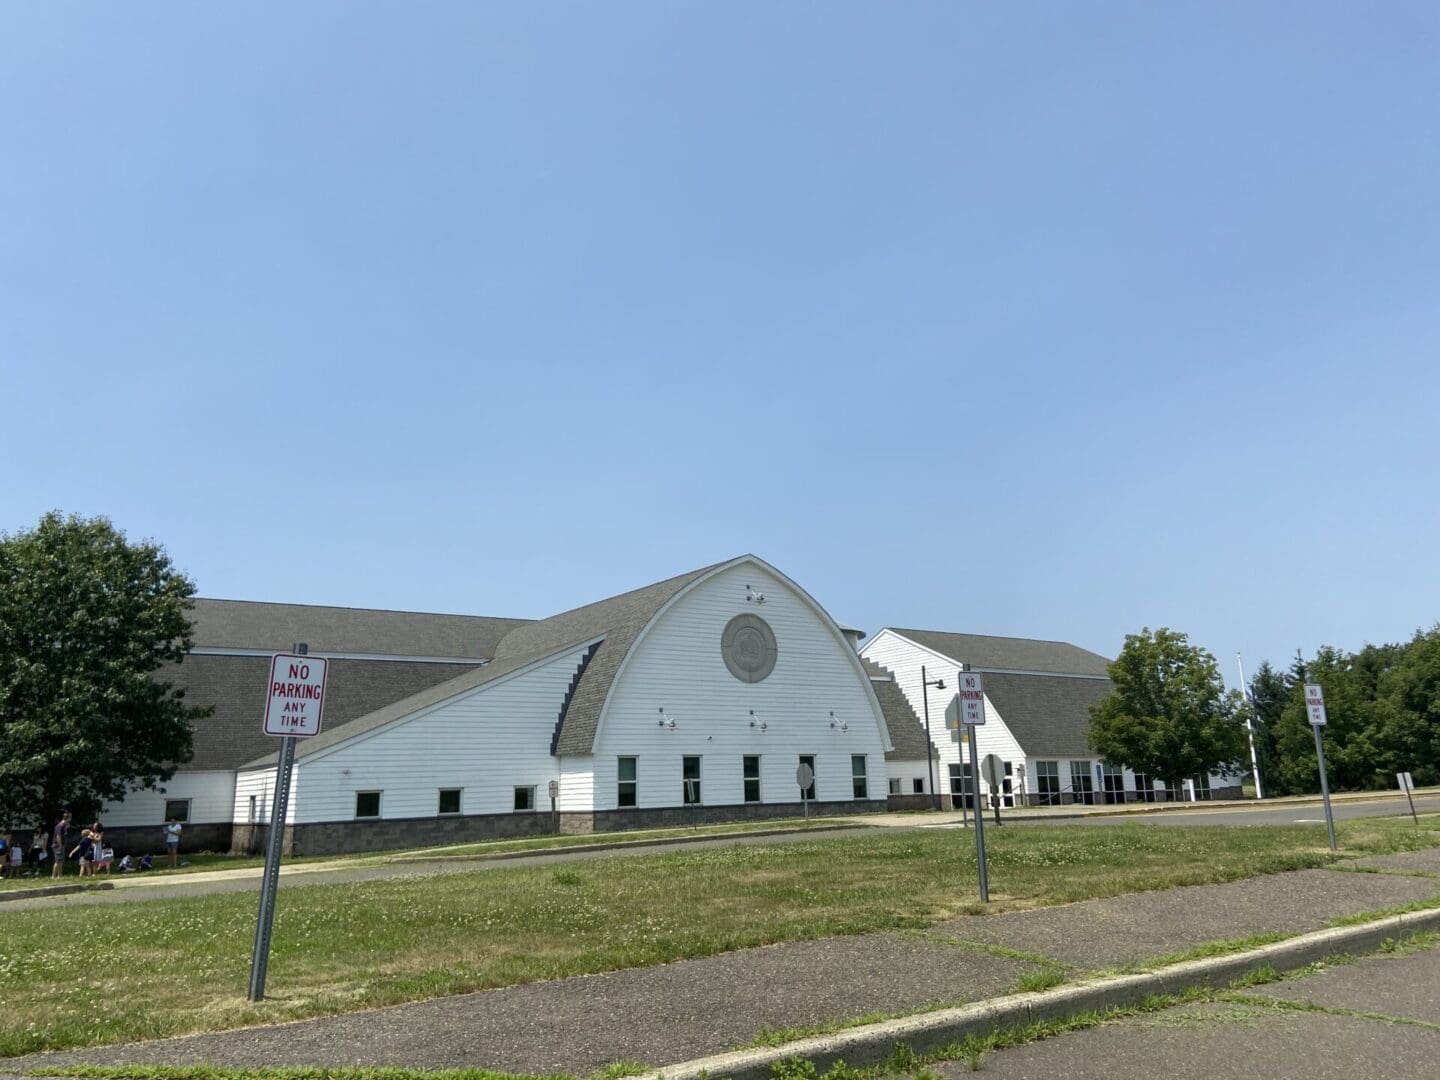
left=164, top=818, right=183, bottom=868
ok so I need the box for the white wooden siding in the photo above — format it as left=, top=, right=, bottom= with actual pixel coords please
left=288, top=644, right=589, bottom=823
left=594, top=563, right=888, bottom=809
left=557, top=756, right=594, bottom=812
left=233, top=767, right=298, bottom=824
left=861, top=630, right=1026, bottom=798
left=101, top=771, right=237, bottom=826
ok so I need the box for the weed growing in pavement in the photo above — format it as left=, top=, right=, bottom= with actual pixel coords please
left=1326, top=893, right=1440, bottom=927
left=1013, top=967, right=1066, bottom=993
left=1113, top=932, right=1291, bottom=974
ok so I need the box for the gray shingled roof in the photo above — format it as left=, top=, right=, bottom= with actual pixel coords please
left=189, top=598, right=530, bottom=659
left=863, top=658, right=937, bottom=762
left=495, top=562, right=728, bottom=756
left=884, top=628, right=1111, bottom=677
left=163, top=654, right=483, bottom=771
left=242, top=637, right=599, bottom=768
left=980, top=672, right=1115, bottom=758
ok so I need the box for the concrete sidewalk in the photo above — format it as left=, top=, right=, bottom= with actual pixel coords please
left=9, top=848, right=1440, bottom=1077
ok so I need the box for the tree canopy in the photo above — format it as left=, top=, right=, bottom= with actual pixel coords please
left=1262, top=630, right=1440, bottom=795
left=1088, top=627, right=1249, bottom=787
left=0, top=512, right=207, bottom=826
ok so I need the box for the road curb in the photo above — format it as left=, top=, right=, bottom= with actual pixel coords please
left=647, top=907, right=1440, bottom=1080
left=0, top=881, right=114, bottom=903
left=387, top=824, right=862, bottom=865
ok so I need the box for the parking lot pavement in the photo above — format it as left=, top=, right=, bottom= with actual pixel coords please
left=940, top=941, right=1440, bottom=1080
left=928, top=868, right=1439, bottom=969
left=1248, top=941, right=1440, bottom=1022
left=940, top=999, right=1440, bottom=1080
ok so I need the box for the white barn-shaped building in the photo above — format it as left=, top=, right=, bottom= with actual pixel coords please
left=103, top=556, right=934, bottom=855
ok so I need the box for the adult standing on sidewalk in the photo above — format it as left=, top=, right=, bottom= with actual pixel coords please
left=50, top=811, right=72, bottom=878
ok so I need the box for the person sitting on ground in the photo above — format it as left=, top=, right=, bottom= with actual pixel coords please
left=139, top=853, right=153, bottom=871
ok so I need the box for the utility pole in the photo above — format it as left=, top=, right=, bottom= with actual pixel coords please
left=920, top=666, right=946, bottom=812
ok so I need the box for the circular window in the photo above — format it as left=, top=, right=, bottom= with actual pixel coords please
left=722, top=614, right=778, bottom=683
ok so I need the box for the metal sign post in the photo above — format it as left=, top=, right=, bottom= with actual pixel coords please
left=1398, top=772, right=1419, bottom=826
left=249, top=644, right=328, bottom=1002
left=944, top=693, right=968, bottom=827
left=1304, top=683, right=1337, bottom=851
left=959, top=668, right=989, bottom=903
left=796, top=763, right=814, bottom=821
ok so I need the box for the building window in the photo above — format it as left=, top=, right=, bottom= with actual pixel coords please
left=247, top=795, right=257, bottom=824
left=514, top=786, right=536, bottom=812
left=1070, top=760, right=1095, bottom=805
left=912, top=777, right=925, bottom=795
left=1133, top=772, right=1156, bottom=803
left=888, top=778, right=902, bottom=796
left=437, top=788, right=462, bottom=815
left=1100, top=763, right=1124, bottom=805
left=743, top=755, right=761, bottom=803
left=164, top=799, right=191, bottom=823
left=798, top=754, right=817, bottom=800
left=851, top=755, right=868, bottom=799
left=617, top=757, right=637, bottom=808
left=1036, top=761, right=1060, bottom=806
left=355, top=791, right=382, bottom=819
left=683, top=756, right=702, bottom=805
left=949, top=762, right=977, bottom=810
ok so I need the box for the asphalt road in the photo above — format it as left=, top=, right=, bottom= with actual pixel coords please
left=1025, top=792, right=1440, bottom=828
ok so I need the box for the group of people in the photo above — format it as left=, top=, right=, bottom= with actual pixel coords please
left=0, top=811, right=185, bottom=881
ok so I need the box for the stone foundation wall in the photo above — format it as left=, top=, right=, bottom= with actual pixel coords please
left=572, top=798, right=886, bottom=834
left=884, top=794, right=932, bottom=812
left=87, top=823, right=234, bottom=858
left=234, top=811, right=556, bottom=857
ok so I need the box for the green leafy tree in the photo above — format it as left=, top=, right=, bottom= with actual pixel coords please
left=1371, top=626, right=1440, bottom=787
left=1088, top=627, right=1249, bottom=791
left=1273, top=642, right=1403, bottom=794
left=0, top=512, right=207, bottom=827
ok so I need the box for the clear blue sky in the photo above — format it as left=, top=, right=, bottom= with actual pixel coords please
left=3, top=3, right=1437, bottom=681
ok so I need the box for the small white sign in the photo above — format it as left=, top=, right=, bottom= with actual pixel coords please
left=1304, top=683, right=1327, bottom=727
left=263, top=653, right=329, bottom=738
left=959, top=670, right=986, bottom=725
left=1398, top=772, right=1415, bottom=793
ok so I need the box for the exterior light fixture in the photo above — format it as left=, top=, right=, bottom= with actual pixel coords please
left=749, top=709, right=767, bottom=731
left=828, top=710, right=847, bottom=732
left=745, top=584, right=767, bottom=604
left=657, top=707, right=677, bottom=730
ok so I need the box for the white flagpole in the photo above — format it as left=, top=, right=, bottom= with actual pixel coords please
left=1236, top=653, right=1264, bottom=799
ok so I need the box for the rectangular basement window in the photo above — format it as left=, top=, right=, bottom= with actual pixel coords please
left=438, top=788, right=462, bottom=815
left=514, top=786, right=536, bottom=812
left=164, top=798, right=191, bottom=823
left=912, top=777, right=925, bottom=795
left=888, top=778, right=901, bottom=796
left=355, top=791, right=382, bottom=819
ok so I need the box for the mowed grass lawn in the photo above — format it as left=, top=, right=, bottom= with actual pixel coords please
left=3, top=817, right=1437, bottom=1058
